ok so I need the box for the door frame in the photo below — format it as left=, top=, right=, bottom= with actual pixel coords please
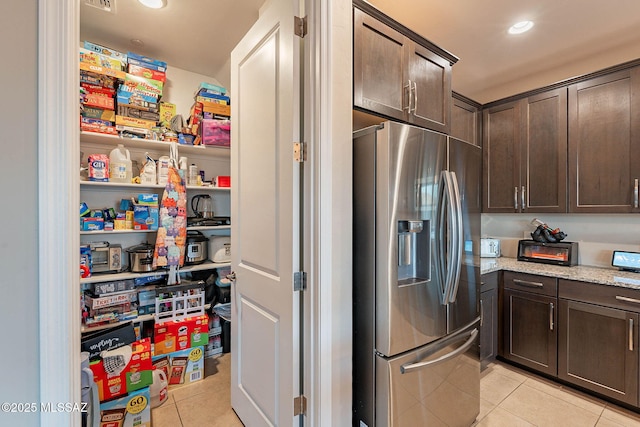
left=38, top=1, right=354, bottom=426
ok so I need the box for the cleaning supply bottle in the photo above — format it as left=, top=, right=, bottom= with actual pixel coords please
left=150, top=366, right=168, bottom=408
left=109, top=144, right=132, bottom=183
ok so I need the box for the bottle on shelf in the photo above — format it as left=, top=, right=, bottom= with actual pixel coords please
left=109, top=144, right=132, bottom=183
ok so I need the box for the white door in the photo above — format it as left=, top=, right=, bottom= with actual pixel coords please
left=230, top=0, right=304, bottom=425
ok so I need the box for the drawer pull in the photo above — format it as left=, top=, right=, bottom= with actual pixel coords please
left=630, top=318, right=634, bottom=351
left=616, top=296, right=640, bottom=305
left=635, top=179, right=639, bottom=209
left=549, top=303, right=554, bottom=331
left=513, top=279, right=544, bottom=288
left=514, top=187, right=519, bottom=210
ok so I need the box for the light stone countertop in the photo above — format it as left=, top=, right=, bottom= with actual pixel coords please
left=480, top=257, right=640, bottom=290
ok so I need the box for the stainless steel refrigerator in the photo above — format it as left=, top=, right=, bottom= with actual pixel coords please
left=353, top=121, right=482, bottom=427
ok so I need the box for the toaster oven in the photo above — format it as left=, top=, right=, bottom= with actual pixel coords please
left=90, top=242, right=124, bottom=273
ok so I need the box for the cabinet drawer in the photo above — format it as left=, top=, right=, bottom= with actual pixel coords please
left=559, top=279, right=640, bottom=313
left=504, top=271, right=557, bottom=297
left=481, top=271, right=498, bottom=292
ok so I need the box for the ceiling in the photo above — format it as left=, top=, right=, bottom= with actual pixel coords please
left=81, top=0, right=640, bottom=104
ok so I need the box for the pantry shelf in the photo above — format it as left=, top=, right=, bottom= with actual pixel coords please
left=80, top=181, right=231, bottom=191
left=80, top=131, right=230, bottom=157
left=80, top=225, right=230, bottom=235
left=81, top=303, right=213, bottom=333
left=80, top=261, right=232, bottom=284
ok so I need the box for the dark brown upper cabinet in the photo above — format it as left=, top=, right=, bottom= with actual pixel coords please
left=568, top=67, right=640, bottom=213
left=483, top=88, right=567, bottom=213
left=451, top=92, right=481, bottom=146
left=353, top=2, right=456, bottom=134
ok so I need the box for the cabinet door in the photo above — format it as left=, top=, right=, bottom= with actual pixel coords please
left=558, top=299, right=638, bottom=406
left=521, top=88, right=568, bottom=213
left=406, top=41, right=451, bottom=134
left=503, top=288, right=557, bottom=376
left=451, top=95, right=480, bottom=146
left=568, top=67, right=640, bottom=213
left=353, top=8, right=407, bottom=122
left=483, top=101, right=520, bottom=212
left=480, top=287, right=498, bottom=370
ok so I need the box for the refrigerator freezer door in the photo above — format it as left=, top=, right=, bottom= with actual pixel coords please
left=374, top=321, right=480, bottom=427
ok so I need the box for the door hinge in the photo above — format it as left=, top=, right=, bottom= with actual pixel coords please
left=294, top=271, right=307, bottom=292
left=294, top=142, right=307, bottom=163
left=294, top=395, right=307, bottom=416
left=294, top=16, right=307, bottom=38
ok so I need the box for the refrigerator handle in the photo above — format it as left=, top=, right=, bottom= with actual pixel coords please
left=440, top=171, right=456, bottom=303
left=400, top=328, right=479, bottom=374
left=447, top=171, right=464, bottom=304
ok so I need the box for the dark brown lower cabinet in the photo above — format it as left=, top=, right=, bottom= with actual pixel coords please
left=480, top=272, right=498, bottom=370
left=558, top=298, right=639, bottom=406
left=502, top=272, right=558, bottom=376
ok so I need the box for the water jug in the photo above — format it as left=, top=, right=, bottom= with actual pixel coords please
left=109, top=144, right=132, bottom=183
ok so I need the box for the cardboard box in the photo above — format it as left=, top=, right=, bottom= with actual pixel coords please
left=80, top=120, right=118, bottom=136
left=127, top=63, right=166, bottom=82
left=84, top=41, right=128, bottom=64
left=202, top=102, right=231, bottom=117
left=214, top=176, right=231, bottom=187
left=116, top=88, right=159, bottom=111
left=82, top=92, right=115, bottom=110
left=116, top=105, right=159, bottom=121
left=80, top=47, right=124, bottom=71
left=92, top=279, right=136, bottom=296
left=152, top=346, right=205, bottom=387
left=90, top=338, right=153, bottom=402
left=159, top=102, right=176, bottom=127
left=116, top=115, right=157, bottom=130
left=133, top=205, right=159, bottom=231
left=137, top=193, right=158, bottom=206
left=80, top=69, right=117, bottom=88
left=81, top=106, right=116, bottom=122
left=122, top=73, right=163, bottom=97
left=201, top=119, right=230, bottom=147
left=127, top=51, right=167, bottom=72
left=81, top=82, right=116, bottom=97
left=153, top=314, right=209, bottom=355
left=84, top=290, right=137, bottom=310
left=80, top=61, right=126, bottom=79
left=197, top=82, right=226, bottom=95
left=81, top=323, right=137, bottom=360
left=82, top=217, right=104, bottom=231
left=98, top=387, right=151, bottom=427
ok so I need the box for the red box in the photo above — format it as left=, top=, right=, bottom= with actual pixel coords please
left=201, top=119, right=230, bottom=147
left=127, top=63, right=167, bottom=83
left=89, top=338, right=153, bottom=402
left=153, top=314, right=209, bottom=356
left=82, top=92, right=115, bottom=110
left=214, top=176, right=230, bottom=187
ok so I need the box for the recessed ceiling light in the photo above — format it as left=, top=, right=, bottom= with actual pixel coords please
left=138, top=0, right=165, bottom=9
left=508, top=20, right=534, bottom=35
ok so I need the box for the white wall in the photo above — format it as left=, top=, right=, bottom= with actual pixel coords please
left=163, top=66, right=227, bottom=119
left=0, top=1, right=40, bottom=426
left=482, top=213, right=640, bottom=268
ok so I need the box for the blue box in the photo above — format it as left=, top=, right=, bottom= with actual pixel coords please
left=138, top=193, right=158, bottom=206
left=133, top=205, right=158, bottom=231
left=127, top=52, right=167, bottom=72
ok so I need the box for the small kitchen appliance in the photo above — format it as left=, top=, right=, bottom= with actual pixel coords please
left=127, top=243, right=156, bottom=272
left=185, top=230, right=209, bottom=265
left=209, top=236, right=231, bottom=263
left=480, top=238, right=501, bottom=258
left=89, top=242, right=124, bottom=273
left=191, top=194, right=214, bottom=219
left=517, top=240, right=578, bottom=266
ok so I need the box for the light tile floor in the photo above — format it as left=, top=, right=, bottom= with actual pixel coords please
left=475, top=362, right=640, bottom=427
left=152, top=356, right=640, bottom=427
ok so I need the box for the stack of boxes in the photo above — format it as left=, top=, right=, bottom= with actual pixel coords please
left=188, top=82, right=231, bottom=147
left=79, top=42, right=126, bottom=136
left=116, top=52, right=166, bottom=139
left=79, top=42, right=179, bottom=141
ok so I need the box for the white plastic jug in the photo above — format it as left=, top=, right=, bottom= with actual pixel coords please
left=150, top=366, right=169, bottom=408
left=157, top=155, right=171, bottom=185
left=109, top=144, right=132, bottom=183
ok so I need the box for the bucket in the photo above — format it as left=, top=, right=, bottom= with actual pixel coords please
left=109, top=144, right=132, bottom=183
left=150, top=366, right=169, bottom=408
